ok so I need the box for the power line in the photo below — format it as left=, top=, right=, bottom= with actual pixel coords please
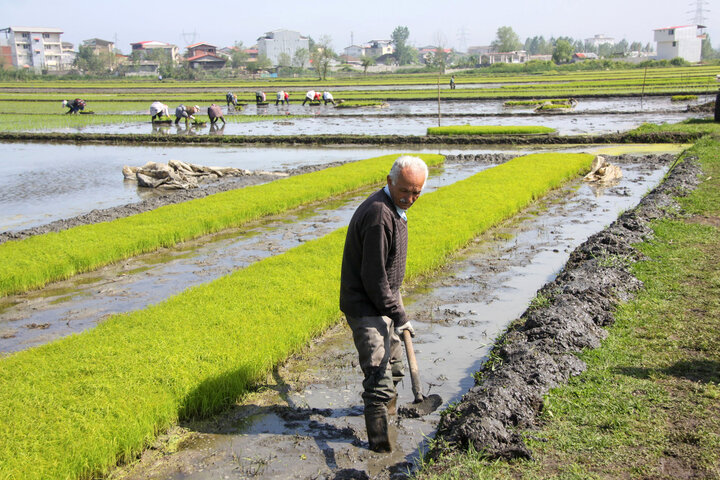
left=687, top=0, right=710, bottom=25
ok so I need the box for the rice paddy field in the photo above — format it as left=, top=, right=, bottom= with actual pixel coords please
left=0, top=65, right=719, bottom=479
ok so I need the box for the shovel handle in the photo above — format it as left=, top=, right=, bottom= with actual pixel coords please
left=402, top=329, right=425, bottom=403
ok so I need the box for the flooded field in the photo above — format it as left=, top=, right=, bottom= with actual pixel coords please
left=41, top=110, right=696, bottom=137
left=101, top=152, right=675, bottom=479
left=0, top=143, right=528, bottom=232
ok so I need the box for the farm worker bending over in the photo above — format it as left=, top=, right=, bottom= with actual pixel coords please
left=149, top=101, right=170, bottom=121
left=340, top=155, right=428, bottom=453
left=302, top=90, right=316, bottom=106
left=207, top=104, right=225, bottom=125
left=255, top=91, right=266, bottom=104
left=284, top=91, right=290, bottom=104
left=62, top=98, right=86, bottom=114
left=322, top=91, right=335, bottom=105
left=175, top=104, right=200, bottom=125
left=276, top=91, right=287, bottom=105
left=226, top=92, right=238, bottom=107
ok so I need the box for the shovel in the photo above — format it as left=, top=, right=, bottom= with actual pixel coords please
left=399, top=329, right=443, bottom=417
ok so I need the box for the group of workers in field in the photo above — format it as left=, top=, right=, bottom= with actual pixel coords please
left=65, top=89, right=339, bottom=126
left=149, top=101, right=225, bottom=126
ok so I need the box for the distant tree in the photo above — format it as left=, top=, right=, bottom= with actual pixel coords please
left=492, top=26, right=521, bottom=52
left=361, top=56, right=376, bottom=75
left=292, top=48, right=309, bottom=69
left=277, top=52, right=291, bottom=68
left=598, top=43, right=614, bottom=58
left=247, top=54, right=272, bottom=73
left=614, top=39, right=629, bottom=55
left=230, top=41, right=249, bottom=69
left=311, top=35, right=335, bottom=80
left=630, top=41, right=643, bottom=52
left=391, top=26, right=413, bottom=65
left=701, top=35, right=717, bottom=60
left=74, top=44, right=113, bottom=73
left=552, top=39, right=574, bottom=64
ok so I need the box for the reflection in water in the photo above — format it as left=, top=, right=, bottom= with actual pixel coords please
left=209, top=124, right=225, bottom=135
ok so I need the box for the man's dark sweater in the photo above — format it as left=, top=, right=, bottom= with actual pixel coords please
left=340, top=188, right=408, bottom=326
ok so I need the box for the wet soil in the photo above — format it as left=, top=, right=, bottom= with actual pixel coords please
left=100, top=153, right=676, bottom=480
left=430, top=155, right=702, bottom=461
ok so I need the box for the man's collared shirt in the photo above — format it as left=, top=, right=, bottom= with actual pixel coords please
left=383, top=185, right=407, bottom=222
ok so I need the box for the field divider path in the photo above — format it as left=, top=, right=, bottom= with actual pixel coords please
left=0, top=154, right=445, bottom=298
left=0, top=152, right=592, bottom=480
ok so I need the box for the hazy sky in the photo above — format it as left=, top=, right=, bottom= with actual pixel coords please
left=2, top=0, right=718, bottom=54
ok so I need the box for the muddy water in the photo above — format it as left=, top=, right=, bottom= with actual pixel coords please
left=104, top=154, right=671, bottom=480
left=111, top=96, right=696, bottom=117
left=0, top=160, right=515, bottom=354
left=0, top=144, right=518, bottom=233
left=54, top=110, right=695, bottom=137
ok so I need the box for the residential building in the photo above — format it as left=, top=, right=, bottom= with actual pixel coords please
left=418, top=46, right=453, bottom=64
left=654, top=25, right=704, bottom=63
left=572, top=52, right=599, bottom=62
left=485, top=51, right=528, bottom=64
left=343, top=44, right=367, bottom=58
left=82, top=38, right=114, bottom=55
left=130, top=40, right=178, bottom=63
left=0, top=26, right=64, bottom=72
left=61, top=42, right=76, bottom=70
left=366, top=40, right=394, bottom=57
left=185, top=42, right=226, bottom=69
left=256, top=29, right=309, bottom=66
left=585, top=34, right=615, bottom=48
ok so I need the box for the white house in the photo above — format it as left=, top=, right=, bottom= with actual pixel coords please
left=343, top=44, right=367, bottom=58
left=130, top=40, right=179, bottom=63
left=257, top=29, right=309, bottom=66
left=585, top=34, right=615, bottom=49
left=0, top=26, right=64, bottom=72
left=654, top=25, right=704, bottom=63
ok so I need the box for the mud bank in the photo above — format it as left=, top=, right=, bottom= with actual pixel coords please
left=0, top=161, right=344, bottom=244
left=430, top=154, right=701, bottom=460
left=0, top=131, right=702, bottom=146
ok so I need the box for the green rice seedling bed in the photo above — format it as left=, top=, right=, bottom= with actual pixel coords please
left=671, top=94, right=699, bottom=101
left=427, top=125, right=556, bottom=136
left=335, top=100, right=388, bottom=108
left=504, top=99, right=570, bottom=107
left=535, top=103, right=574, bottom=111
left=0, top=154, right=444, bottom=297
left=0, top=152, right=592, bottom=480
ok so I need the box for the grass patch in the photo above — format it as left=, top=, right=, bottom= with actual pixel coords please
left=0, top=153, right=444, bottom=297
left=427, top=125, right=556, bottom=136
left=0, top=152, right=592, bottom=480
left=415, top=136, right=720, bottom=479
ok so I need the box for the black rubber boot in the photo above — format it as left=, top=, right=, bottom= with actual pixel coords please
left=364, top=404, right=392, bottom=453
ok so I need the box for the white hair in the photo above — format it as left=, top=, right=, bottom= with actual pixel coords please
left=388, top=155, right=429, bottom=186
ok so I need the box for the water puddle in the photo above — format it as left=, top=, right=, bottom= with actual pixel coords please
left=107, top=154, right=671, bottom=479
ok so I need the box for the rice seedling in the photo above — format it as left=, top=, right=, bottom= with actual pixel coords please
left=0, top=153, right=444, bottom=297
left=0, top=152, right=592, bottom=480
left=427, top=125, right=556, bottom=136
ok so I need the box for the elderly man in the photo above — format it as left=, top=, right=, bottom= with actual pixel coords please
left=149, top=101, right=170, bottom=122
left=340, top=155, right=428, bottom=453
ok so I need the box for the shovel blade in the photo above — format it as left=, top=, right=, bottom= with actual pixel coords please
left=398, top=394, right=443, bottom=418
